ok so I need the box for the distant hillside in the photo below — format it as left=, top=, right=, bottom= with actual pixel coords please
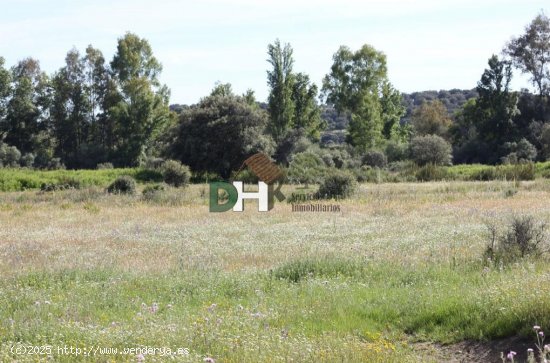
left=401, top=89, right=478, bottom=124
left=320, top=89, right=478, bottom=132
left=171, top=89, right=478, bottom=140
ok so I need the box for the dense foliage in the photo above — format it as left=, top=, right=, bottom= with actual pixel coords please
left=0, top=13, right=550, bottom=182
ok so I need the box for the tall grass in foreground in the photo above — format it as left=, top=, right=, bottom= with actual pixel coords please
left=1, top=181, right=550, bottom=361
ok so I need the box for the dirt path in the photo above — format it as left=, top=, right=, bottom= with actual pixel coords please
left=414, top=336, right=534, bottom=362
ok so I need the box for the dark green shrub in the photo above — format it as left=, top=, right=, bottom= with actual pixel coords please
left=470, top=167, right=498, bottom=181
left=40, top=176, right=81, bottom=191
left=321, top=147, right=352, bottom=169
left=362, top=150, right=387, bottom=168
left=316, top=170, right=357, bottom=199
left=501, top=138, right=537, bottom=164
left=409, top=135, right=452, bottom=166
left=162, top=160, right=191, bottom=187
left=288, top=152, right=325, bottom=187
left=2, top=145, right=21, bottom=167
left=20, top=153, right=35, bottom=168
left=385, top=141, right=409, bottom=162
left=485, top=215, right=548, bottom=265
left=57, top=176, right=81, bottom=189
left=107, top=175, right=136, bottom=195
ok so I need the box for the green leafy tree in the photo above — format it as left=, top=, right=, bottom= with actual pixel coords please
left=167, top=88, right=274, bottom=178
left=51, top=49, right=90, bottom=166
left=322, top=44, right=400, bottom=150
left=476, top=55, right=519, bottom=147
left=83, top=45, right=115, bottom=156
left=452, top=56, right=520, bottom=163
left=0, top=57, right=11, bottom=129
left=109, top=33, right=172, bottom=166
left=267, top=40, right=295, bottom=142
left=409, top=135, right=452, bottom=166
left=267, top=40, right=324, bottom=143
left=3, top=58, right=51, bottom=154
left=504, top=12, right=550, bottom=98
left=292, top=73, right=324, bottom=140
left=380, top=81, right=407, bottom=141
left=322, top=45, right=387, bottom=114
left=346, top=93, right=382, bottom=150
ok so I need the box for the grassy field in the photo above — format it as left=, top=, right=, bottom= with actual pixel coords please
left=2, top=161, right=550, bottom=192
left=1, top=181, right=550, bottom=362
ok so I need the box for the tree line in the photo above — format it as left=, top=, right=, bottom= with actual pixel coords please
left=0, top=33, right=171, bottom=169
left=0, top=13, right=549, bottom=179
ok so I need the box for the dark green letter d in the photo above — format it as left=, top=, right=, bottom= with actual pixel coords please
left=209, top=182, right=238, bottom=212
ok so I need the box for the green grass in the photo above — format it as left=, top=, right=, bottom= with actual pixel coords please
left=1, top=180, right=550, bottom=361
left=0, top=168, right=163, bottom=192
left=1, top=161, right=550, bottom=192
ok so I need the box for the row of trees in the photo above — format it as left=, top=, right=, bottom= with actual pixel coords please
left=0, top=33, right=172, bottom=169
left=0, top=13, right=549, bottom=178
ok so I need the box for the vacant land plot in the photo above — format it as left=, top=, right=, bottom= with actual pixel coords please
left=1, top=181, right=549, bottom=362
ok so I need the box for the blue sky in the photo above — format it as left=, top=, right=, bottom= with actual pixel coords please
left=0, top=0, right=548, bottom=104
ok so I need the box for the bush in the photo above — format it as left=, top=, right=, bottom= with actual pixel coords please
left=0, top=143, right=21, bottom=167
left=502, top=138, right=537, bottom=164
left=362, top=150, right=387, bottom=168
left=409, top=135, right=452, bottom=166
left=162, top=160, right=191, bottom=187
left=96, top=162, right=114, bottom=170
left=142, top=183, right=166, bottom=202
left=320, top=147, right=352, bottom=169
left=415, top=164, right=449, bottom=181
left=287, top=152, right=325, bottom=187
left=485, top=215, right=548, bottom=265
left=40, top=176, right=81, bottom=191
left=107, top=175, right=136, bottom=195
left=385, top=141, right=409, bottom=162
left=20, top=153, right=35, bottom=168
left=470, top=167, right=498, bottom=181
left=316, top=169, right=357, bottom=199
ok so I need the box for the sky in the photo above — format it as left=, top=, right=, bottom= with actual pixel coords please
left=0, top=0, right=548, bottom=104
